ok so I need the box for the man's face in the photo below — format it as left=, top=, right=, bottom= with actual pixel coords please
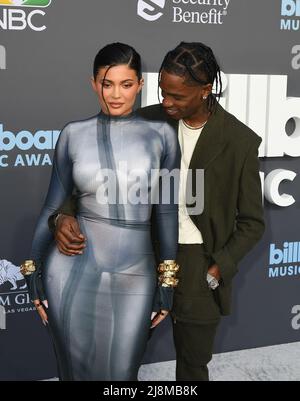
left=159, top=70, right=210, bottom=121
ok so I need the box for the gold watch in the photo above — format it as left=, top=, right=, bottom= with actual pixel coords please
left=20, top=260, right=36, bottom=276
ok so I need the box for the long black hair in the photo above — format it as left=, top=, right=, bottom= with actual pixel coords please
left=159, top=42, right=222, bottom=112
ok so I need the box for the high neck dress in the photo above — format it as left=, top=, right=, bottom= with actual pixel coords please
left=29, top=111, right=180, bottom=381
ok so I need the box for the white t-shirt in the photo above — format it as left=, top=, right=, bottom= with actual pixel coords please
left=178, top=119, right=204, bottom=244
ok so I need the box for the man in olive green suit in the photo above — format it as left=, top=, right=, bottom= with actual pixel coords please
left=50, top=42, right=265, bottom=380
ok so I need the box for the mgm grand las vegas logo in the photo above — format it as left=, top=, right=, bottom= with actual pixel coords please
left=0, top=0, right=52, bottom=31
left=0, top=259, right=34, bottom=315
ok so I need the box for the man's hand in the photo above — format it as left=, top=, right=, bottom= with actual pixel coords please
left=55, top=215, right=86, bottom=256
left=207, top=263, right=221, bottom=281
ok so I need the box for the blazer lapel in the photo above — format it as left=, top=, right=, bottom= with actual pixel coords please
left=186, top=104, right=226, bottom=215
left=189, top=103, right=226, bottom=171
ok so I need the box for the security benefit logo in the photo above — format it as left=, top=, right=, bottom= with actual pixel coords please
left=137, top=0, right=165, bottom=21
left=281, top=0, right=300, bottom=31
left=137, top=0, right=230, bottom=25
left=0, top=124, right=60, bottom=168
left=268, top=242, right=300, bottom=278
left=0, top=0, right=52, bottom=31
left=0, top=259, right=34, bottom=318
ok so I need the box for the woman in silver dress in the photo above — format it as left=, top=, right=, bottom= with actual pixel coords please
left=21, top=43, right=180, bottom=381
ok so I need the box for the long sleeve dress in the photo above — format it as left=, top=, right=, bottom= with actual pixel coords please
left=29, top=111, right=180, bottom=381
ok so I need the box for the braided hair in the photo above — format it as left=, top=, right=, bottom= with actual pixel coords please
left=159, top=42, right=222, bottom=112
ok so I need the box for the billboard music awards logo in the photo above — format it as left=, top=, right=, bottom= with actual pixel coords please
left=281, top=0, right=300, bottom=31
left=0, top=259, right=34, bottom=318
left=137, top=0, right=230, bottom=24
left=0, top=0, right=52, bottom=31
left=268, top=242, right=300, bottom=278
left=0, top=124, right=59, bottom=168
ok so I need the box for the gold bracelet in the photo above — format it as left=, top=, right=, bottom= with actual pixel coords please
left=157, top=260, right=180, bottom=288
left=158, top=261, right=179, bottom=273
left=159, top=276, right=179, bottom=288
left=20, top=260, right=36, bottom=276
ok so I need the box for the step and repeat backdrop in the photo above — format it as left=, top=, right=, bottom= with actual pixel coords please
left=0, top=0, right=300, bottom=380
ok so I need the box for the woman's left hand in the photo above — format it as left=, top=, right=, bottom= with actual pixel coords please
left=33, top=299, right=48, bottom=326
left=150, top=309, right=169, bottom=328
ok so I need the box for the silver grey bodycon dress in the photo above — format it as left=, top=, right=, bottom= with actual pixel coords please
left=30, top=112, right=179, bottom=381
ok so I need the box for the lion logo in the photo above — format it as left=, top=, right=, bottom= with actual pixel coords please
left=0, top=259, right=27, bottom=291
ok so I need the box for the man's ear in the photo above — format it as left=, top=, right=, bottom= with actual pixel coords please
left=202, top=83, right=213, bottom=99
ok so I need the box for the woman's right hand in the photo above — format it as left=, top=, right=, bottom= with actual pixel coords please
left=55, top=215, right=86, bottom=256
left=33, top=299, right=48, bottom=326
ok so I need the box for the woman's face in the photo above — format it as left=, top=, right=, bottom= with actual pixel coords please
left=92, top=64, right=143, bottom=116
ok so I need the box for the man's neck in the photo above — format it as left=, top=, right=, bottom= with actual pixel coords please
left=183, top=110, right=211, bottom=129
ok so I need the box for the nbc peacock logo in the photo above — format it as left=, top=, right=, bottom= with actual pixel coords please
left=0, top=0, right=51, bottom=7
left=0, top=0, right=52, bottom=30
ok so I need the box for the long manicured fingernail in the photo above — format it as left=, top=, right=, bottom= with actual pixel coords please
left=42, top=300, right=48, bottom=309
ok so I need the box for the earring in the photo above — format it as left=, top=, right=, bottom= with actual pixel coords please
left=203, top=96, right=207, bottom=100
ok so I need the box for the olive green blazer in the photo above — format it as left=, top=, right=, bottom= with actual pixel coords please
left=138, top=103, right=265, bottom=316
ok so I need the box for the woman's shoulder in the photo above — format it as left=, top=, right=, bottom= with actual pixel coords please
left=62, top=114, right=98, bottom=134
